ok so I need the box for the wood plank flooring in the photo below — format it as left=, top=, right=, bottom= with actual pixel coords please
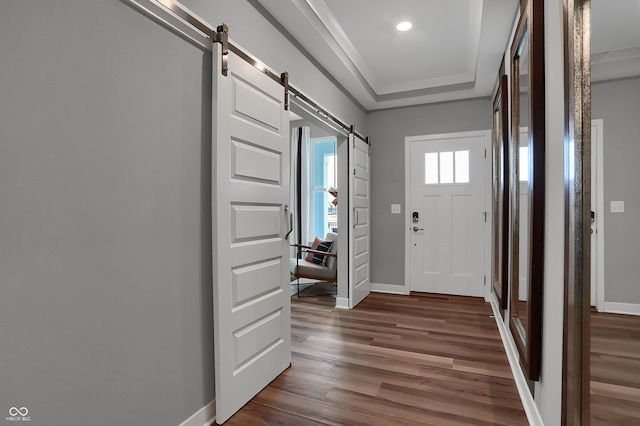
left=223, top=292, right=528, bottom=425
left=591, top=310, right=640, bottom=425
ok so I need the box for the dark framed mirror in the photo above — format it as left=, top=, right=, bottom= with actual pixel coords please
left=562, top=0, right=591, bottom=422
left=492, top=64, right=509, bottom=312
left=509, top=0, right=545, bottom=381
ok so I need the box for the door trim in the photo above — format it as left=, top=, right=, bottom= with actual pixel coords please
left=592, top=119, right=605, bottom=311
left=404, top=130, right=492, bottom=300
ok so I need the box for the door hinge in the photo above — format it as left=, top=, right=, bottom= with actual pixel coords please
left=484, top=276, right=487, bottom=285
left=483, top=212, right=487, bottom=222
left=281, top=71, right=289, bottom=111
left=213, top=23, right=229, bottom=76
left=484, top=148, right=487, bottom=158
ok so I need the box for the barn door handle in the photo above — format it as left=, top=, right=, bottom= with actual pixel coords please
left=285, top=205, right=293, bottom=240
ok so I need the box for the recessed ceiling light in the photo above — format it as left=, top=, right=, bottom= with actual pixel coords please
left=396, top=21, right=412, bottom=32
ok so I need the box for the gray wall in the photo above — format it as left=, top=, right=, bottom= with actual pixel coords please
left=366, top=99, right=493, bottom=286
left=0, top=1, right=213, bottom=425
left=0, top=1, right=366, bottom=425
left=592, top=76, right=640, bottom=303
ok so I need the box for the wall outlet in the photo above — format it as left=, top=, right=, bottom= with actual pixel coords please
left=391, top=204, right=401, bottom=214
left=610, top=201, right=624, bottom=213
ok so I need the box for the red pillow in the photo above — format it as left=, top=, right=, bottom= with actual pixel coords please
left=305, top=237, right=322, bottom=261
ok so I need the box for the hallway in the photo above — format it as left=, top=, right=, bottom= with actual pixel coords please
left=225, top=292, right=527, bottom=425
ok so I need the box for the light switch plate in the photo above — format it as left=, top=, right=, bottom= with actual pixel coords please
left=391, top=204, right=401, bottom=214
left=610, top=201, right=624, bottom=213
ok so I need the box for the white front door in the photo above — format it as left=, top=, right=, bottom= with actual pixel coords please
left=349, top=134, right=370, bottom=307
left=212, top=45, right=291, bottom=424
left=408, top=131, right=488, bottom=297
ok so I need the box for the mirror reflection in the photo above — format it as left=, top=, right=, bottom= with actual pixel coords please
left=507, top=1, right=544, bottom=380
left=589, top=1, right=640, bottom=423
left=511, top=27, right=530, bottom=342
left=493, top=118, right=504, bottom=302
left=492, top=71, right=509, bottom=312
left=492, top=93, right=504, bottom=309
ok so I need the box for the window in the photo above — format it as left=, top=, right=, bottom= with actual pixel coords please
left=310, top=137, right=337, bottom=239
left=424, top=150, right=470, bottom=184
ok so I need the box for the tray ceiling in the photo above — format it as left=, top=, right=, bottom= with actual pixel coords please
left=254, top=0, right=639, bottom=111
left=254, top=0, right=518, bottom=110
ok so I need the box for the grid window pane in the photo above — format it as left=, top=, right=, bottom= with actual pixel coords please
left=440, top=151, right=454, bottom=183
left=425, top=153, right=438, bottom=184
left=455, top=150, right=470, bottom=183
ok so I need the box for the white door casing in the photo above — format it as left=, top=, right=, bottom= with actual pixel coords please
left=212, top=45, right=291, bottom=424
left=591, top=119, right=604, bottom=310
left=349, top=134, right=370, bottom=308
left=407, top=131, right=489, bottom=298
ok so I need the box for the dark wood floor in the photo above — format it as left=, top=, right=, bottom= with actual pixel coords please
left=224, top=292, right=528, bottom=425
left=591, top=310, right=640, bottom=425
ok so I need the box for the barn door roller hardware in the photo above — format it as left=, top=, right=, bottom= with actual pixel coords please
left=128, top=2, right=369, bottom=142
left=213, top=23, right=229, bottom=76
left=281, top=71, right=289, bottom=111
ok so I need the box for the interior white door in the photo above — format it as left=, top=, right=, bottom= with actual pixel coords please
left=349, top=134, right=370, bottom=308
left=212, top=45, right=291, bottom=424
left=409, top=132, right=487, bottom=297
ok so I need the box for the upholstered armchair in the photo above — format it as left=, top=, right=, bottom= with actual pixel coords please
left=290, top=232, right=337, bottom=297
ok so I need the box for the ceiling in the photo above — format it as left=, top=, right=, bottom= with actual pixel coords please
left=254, top=0, right=519, bottom=111
left=591, top=0, right=640, bottom=83
left=253, top=0, right=640, bottom=112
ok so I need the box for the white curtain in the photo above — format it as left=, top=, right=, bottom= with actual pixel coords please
left=290, top=126, right=310, bottom=252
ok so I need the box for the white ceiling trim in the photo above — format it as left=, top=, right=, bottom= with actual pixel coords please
left=378, top=1, right=484, bottom=95
left=296, top=0, right=376, bottom=93
left=464, top=1, right=484, bottom=87
left=592, top=45, right=640, bottom=64
left=253, top=0, right=520, bottom=110
left=296, top=0, right=485, bottom=96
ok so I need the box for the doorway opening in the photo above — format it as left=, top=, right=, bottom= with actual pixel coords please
left=289, top=106, right=349, bottom=308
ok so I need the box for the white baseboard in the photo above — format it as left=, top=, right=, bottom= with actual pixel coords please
left=489, top=295, right=543, bottom=426
left=335, top=297, right=349, bottom=309
left=371, top=282, right=410, bottom=295
left=178, top=399, right=215, bottom=426
left=603, top=301, right=640, bottom=316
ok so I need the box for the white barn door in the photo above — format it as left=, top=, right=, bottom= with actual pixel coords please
left=349, top=134, right=371, bottom=308
left=212, top=45, right=291, bottom=424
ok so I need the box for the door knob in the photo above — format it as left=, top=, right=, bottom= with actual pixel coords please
left=413, top=226, right=424, bottom=232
